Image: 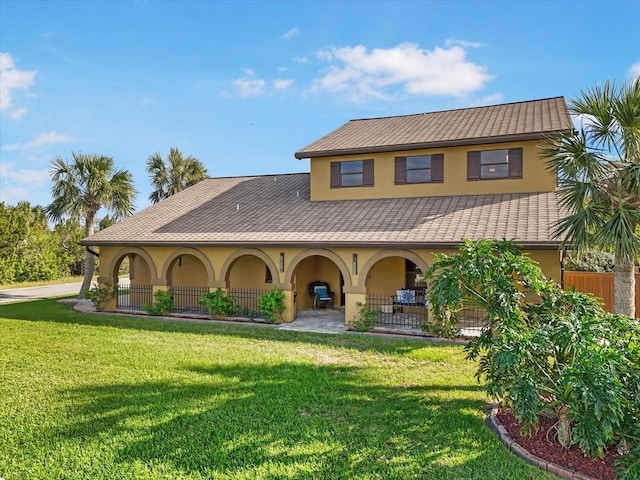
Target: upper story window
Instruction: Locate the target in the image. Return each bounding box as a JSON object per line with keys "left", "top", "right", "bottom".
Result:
{"left": 395, "top": 154, "right": 444, "bottom": 184}
{"left": 330, "top": 159, "right": 374, "bottom": 188}
{"left": 467, "top": 148, "right": 523, "bottom": 180}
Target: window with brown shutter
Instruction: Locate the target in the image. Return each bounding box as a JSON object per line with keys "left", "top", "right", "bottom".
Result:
{"left": 508, "top": 148, "right": 523, "bottom": 178}
{"left": 467, "top": 148, "right": 523, "bottom": 180}
{"left": 396, "top": 154, "right": 443, "bottom": 184}
{"left": 467, "top": 151, "right": 481, "bottom": 180}
{"left": 330, "top": 159, "right": 374, "bottom": 188}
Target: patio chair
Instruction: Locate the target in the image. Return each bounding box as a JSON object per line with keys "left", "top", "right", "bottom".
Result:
{"left": 309, "top": 281, "right": 334, "bottom": 309}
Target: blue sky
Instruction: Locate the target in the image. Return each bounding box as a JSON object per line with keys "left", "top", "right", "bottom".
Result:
{"left": 1, "top": 0, "right": 639, "bottom": 212}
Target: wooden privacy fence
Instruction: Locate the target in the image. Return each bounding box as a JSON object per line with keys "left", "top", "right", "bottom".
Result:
{"left": 564, "top": 271, "right": 639, "bottom": 317}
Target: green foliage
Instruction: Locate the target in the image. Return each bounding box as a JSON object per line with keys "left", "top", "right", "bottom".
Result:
{"left": 565, "top": 250, "right": 615, "bottom": 272}
{"left": 0, "top": 202, "right": 70, "bottom": 284}
{"left": 348, "top": 301, "right": 378, "bottom": 331}
{"left": 143, "top": 290, "right": 175, "bottom": 316}
{"left": 46, "top": 152, "right": 136, "bottom": 296}
{"left": 426, "top": 238, "right": 640, "bottom": 472}
{"left": 200, "top": 288, "right": 236, "bottom": 317}
{"left": 146, "top": 147, "right": 208, "bottom": 204}
{"left": 85, "top": 283, "right": 116, "bottom": 311}
{"left": 257, "top": 286, "right": 285, "bottom": 323}
{"left": 543, "top": 79, "right": 640, "bottom": 316}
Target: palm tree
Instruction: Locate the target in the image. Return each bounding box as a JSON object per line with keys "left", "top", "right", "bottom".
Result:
{"left": 146, "top": 147, "right": 208, "bottom": 204}
{"left": 544, "top": 79, "right": 640, "bottom": 317}
{"left": 47, "top": 152, "right": 136, "bottom": 298}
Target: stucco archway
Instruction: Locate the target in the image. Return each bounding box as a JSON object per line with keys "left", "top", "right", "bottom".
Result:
{"left": 160, "top": 247, "right": 216, "bottom": 286}
{"left": 358, "top": 249, "right": 428, "bottom": 289}
{"left": 285, "top": 249, "right": 352, "bottom": 288}
{"left": 220, "top": 248, "right": 280, "bottom": 287}
{"left": 107, "top": 246, "right": 158, "bottom": 283}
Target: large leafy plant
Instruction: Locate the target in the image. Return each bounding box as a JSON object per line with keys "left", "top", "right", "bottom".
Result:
{"left": 426, "top": 239, "right": 640, "bottom": 475}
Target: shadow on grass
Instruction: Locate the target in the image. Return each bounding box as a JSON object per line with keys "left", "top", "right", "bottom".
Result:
{"left": 0, "top": 297, "right": 461, "bottom": 356}
{"left": 51, "top": 361, "right": 522, "bottom": 479}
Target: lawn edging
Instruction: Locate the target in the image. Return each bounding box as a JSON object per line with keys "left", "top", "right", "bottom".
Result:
{"left": 487, "top": 404, "right": 598, "bottom": 480}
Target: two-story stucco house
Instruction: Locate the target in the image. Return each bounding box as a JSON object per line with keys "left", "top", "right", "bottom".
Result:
{"left": 82, "top": 96, "right": 572, "bottom": 326}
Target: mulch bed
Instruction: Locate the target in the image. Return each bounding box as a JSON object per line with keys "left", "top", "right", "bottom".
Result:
{"left": 496, "top": 408, "right": 620, "bottom": 480}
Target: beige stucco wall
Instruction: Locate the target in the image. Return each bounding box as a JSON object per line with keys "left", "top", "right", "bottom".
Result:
{"left": 97, "top": 244, "right": 561, "bottom": 324}
{"left": 309, "top": 140, "right": 556, "bottom": 201}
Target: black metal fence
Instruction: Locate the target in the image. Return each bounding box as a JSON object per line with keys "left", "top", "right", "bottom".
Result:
{"left": 366, "top": 292, "right": 427, "bottom": 329}
{"left": 116, "top": 282, "right": 153, "bottom": 310}
{"left": 170, "top": 285, "right": 209, "bottom": 315}
{"left": 228, "top": 288, "right": 269, "bottom": 319}
{"left": 365, "top": 293, "right": 488, "bottom": 335}
{"left": 457, "top": 303, "right": 488, "bottom": 337}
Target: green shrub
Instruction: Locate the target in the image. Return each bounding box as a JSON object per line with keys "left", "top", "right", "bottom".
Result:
{"left": 85, "top": 283, "right": 116, "bottom": 312}
{"left": 257, "top": 287, "right": 285, "bottom": 323}
{"left": 349, "top": 302, "right": 378, "bottom": 332}
{"left": 426, "top": 238, "right": 640, "bottom": 472}
{"left": 143, "top": 290, "right": 174, "bottom": 316}
{"left": 565, "top": 250, "right": 615, "bottom": 272}
{"left": 200, "top": 289, "right": 236, "bottom": 318}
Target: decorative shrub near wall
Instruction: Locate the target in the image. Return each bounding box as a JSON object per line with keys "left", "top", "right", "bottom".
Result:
{"left": 257, "top": 287, "right": 285, "bottom": 323}
{"left": 199, "top": 289, "right": 236, "bottom": 318}
{"left": 426, "top": 239, "right": 640, "bottom": 479}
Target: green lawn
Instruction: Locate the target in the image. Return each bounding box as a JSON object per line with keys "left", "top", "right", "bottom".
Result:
{"left": 0, "top": 300, "right": 555, "bottom": 480}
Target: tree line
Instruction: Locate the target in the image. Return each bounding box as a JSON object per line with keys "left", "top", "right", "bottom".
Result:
{"left": 0, "top": 148, "right": 207, "bottom": 289}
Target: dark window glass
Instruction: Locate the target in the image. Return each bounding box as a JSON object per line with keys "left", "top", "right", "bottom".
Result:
{"left": 341, "top": 161, "right": 363, "bottom": 186}
{"left": 406, "top": 155, "right": 432, "bottom": 184}
{"left": 480, "top": 150, "right": 509, "bottom": 178}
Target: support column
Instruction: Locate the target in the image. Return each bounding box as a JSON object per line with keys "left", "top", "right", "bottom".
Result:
{"left": 344, "top": 285, "right": 367, "bottom": 326}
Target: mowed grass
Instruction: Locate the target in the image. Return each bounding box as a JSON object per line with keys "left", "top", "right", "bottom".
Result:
{"left": 0, "top": 300, "right": 555, "bottom": 480}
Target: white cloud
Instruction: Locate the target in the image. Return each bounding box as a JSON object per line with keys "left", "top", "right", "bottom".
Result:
{"left": 312, "top": 42, "right": 493, "bottom": 101}
{"left": 2, "top": 131, "right": 74, "bottom": 152}
{"left": 282, "top": 28, "right": 299, "bottom": 40}
{"left": 293, "top": 56, "right": 309, "bottom": 64}
{"left": 0, "top": 161, "right": 50, "bottom": 186}
{"left": 0, "top": 161, "right": 51, "bottom": 205}
{"left": 0, "top": 52, "right": 36, "bottom": 114}
{"left": 274, "top": 78, "right": 294, "bottom": 90}
{"left": 445, "top": 38, "right": 486, "bottom": 49}
{"left": 232, "top": 71, "right": 266, "bottom": 97}
{"left": 471, "top": 93, "right": 504, "bottom": 106}
{"left": 9, "top": 107, "right": 27, "bottom": 120}
{"left": 630, "top": 62, "right": 640, "bottom": 79}
{"left": 0, "top": 186, "right": 31, "bottom": 204}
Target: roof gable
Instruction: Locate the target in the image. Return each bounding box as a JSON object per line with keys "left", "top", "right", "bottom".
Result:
{"left": 295, "top": 97, "right": 572, "bottom": 159}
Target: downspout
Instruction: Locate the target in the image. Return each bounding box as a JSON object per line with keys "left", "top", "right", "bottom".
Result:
{"left": 86, "top": 247, "right": 100, "bottom": 257}
{"left": 560, "top": 247, "right": 567, "bottom": 289}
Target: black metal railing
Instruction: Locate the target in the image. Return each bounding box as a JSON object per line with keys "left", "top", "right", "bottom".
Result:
{"left": 366, "top": 292, "right": 427, "bottom": 329}
{"left": 457, "top": 303, "right": 488, "bottom": 336}
{"left": 170, "top": 285, "right": 209, "bottom": 315}
{"left": 116, "top": 283, "right": 153, "bottom": 310}
{"left": 227, "top": 288, "right": 269, "bottom": 319}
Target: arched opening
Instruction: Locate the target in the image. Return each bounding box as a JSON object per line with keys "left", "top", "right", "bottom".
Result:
{"left": 364, "top": 253, "right": 428, "bottom": 329}
{"left": 292, "top": 255, "right": 344, "bottom": 312}
{"left": 225, "top": 254, "right": 279, "bottom": 317}
{"left": 166, "top": 253, "right": 210, "bottom": 314}
{"left": 109, "top": 249, "right": 156, "bottom": 311}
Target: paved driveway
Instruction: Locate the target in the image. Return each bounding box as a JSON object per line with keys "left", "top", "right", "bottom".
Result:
{"left": 0, "top": 282, "right": 84, "bottom": 304}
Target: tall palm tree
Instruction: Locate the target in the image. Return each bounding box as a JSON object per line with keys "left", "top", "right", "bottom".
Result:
{"left": 544, "top": 79, "right": 640, "bottom": 317}
{"left": 46, "top": 152, "right": 136, "bottom": 297}
{"left": 146, "top": 147, "right": 208, "bottom": 204}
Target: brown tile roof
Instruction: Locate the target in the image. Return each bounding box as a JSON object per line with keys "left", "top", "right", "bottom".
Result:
{"left": 83, "top": 173, "right": 564, "bottom": 248}
{"left": 295, "top": 97, "right": 572, "bottom": 159}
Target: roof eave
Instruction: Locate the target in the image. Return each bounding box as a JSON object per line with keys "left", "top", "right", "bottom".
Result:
{"left": 294, "top": 130, "right": 570, "bottom": 160}
{"left": 81, "top": 239, "right": 563, "bottom": 250}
